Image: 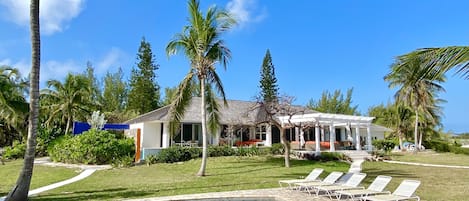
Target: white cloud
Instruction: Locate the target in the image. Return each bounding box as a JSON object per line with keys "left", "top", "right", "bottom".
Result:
{"left": 0, "top": 58, "right": 30, "bottom": 77}
{"left": 96, "top": 47, "right": 126, "bottom": 75}
{"left": 0, "top": 0, "right": 85, "bottom": 35}
{"left": 41, "top": 60, "right": 82, "bottom": 83}
{"left": 226, "top": 0, "right": 267, "bottom": 29}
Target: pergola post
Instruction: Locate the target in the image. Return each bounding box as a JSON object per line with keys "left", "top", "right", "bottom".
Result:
{"left": 315, "top": 123, "right": 321, "bottom": 155}
{"left": 329, "top": 122, "right": 335, "bottom": 152}
{"left": 366, "top": 124, "right": 372, "bottom": 151}
{"left": 266, "top": 124, "right": 272, "bottom": 146}
{"left": 355, "top": 123, "right": 361, "bottom": 151}
{"left": 162, "top": 122, "right": 170, "bottom": 148}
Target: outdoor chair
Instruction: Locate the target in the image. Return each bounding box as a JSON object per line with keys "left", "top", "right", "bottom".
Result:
{"left": 335, "top": 175, "right": 392, "bottom": 201}
{"left": 278, "top": 168, "right": 324, "bottom": 189}
{"left": 314, "top": 172, "right": 367, "bottom": 199}
{"left": 362, "top": 180, "right": 421, "bottom": 201}
{"left": 293, "top": 171, "right": 344, "bottom": 195}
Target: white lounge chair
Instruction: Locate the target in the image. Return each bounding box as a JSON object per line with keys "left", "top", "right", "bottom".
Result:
{"left": 278, "top": 168, "right": 324, "bottom": 189}
{"left": 362, "top": 180, "right": 421, "bottom": 201}
{"left": 293, "top": 171, "right": 344, "bottom": 195}
{"left": 335, "top": 175, "right": 392, "bottom": 201}
{"left": 315, "top": 172, "right": 367, "bottom": 199}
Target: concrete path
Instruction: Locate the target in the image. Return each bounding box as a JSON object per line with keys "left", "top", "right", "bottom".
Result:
{"left": 1, "top": 157, "right": 110, "bottom": 201}
{"left": 28, "top": 169, "right": 97, "bottom": 196}
{"left": 384, "top": 160, "right": 469, "bottom": 169}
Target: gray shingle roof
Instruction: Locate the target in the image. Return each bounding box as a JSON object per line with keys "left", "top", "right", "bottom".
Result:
{"left": 124, "top": 97, "right": 317, "bottom": 125}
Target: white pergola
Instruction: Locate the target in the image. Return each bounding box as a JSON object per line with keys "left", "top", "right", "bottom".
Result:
{"left": 277, "top": 113, "right": 375, "bottom": 154}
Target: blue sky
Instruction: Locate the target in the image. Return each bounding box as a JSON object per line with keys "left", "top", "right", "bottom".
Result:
{"left": 0, "top": 0, "right": 467, "bottom": 133}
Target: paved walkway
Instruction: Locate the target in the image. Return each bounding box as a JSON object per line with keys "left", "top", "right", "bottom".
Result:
{"left": 126, "top": 188, "right": 331, "bottom": 201}
{"left": 0, "top": 157, "right": 110, "bottom": 201}
{"left": 384, "top": 160, "right": 469, "bottom": 169}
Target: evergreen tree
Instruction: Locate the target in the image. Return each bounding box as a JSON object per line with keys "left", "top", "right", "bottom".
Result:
{"left": 259, "top": 49, "right": 279, "bottom": 102}
{"left": 103, "top": 67, "right": 127, "bottom": 112}
{"left": 128, "top": 37, "right": 160, "bottom": 114}
{"left": 307, "top": 88, "right": 359, "bottom": 115}
{"left": 83, "top": 62, "right": 102, "bottom": 111}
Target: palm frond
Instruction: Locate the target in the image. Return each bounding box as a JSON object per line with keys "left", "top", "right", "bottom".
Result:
{"left": 168, "top": 71, "right": 195, "bottom": 135}
{"left": 205, "top": 85, "right": 220, "bottom": 134}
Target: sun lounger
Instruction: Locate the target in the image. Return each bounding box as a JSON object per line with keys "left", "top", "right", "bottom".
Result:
{"left": 362, "top": 180, "right": 421, "bottom": 201}
{"left": 335, "top": 175, "right": 392, "bottom": 200}
{"left": 278, "top": 168, "right": 324, "bottom": 189}
{"left": 314, "top": 172, "right": 367, "bottom": 199}
{"left": 293, "top": 171, "right": 344, "bottom": 195}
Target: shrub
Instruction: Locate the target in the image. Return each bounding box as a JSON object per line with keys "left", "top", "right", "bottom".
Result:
{"left": 145, "top": 154, "right": 158, "bottom": 166}
{"left": 305, "top": 152, "right": 349, "bottom": 162}
{"left": 36, "top": 127, "right": 64, "bottom": 157}
{"left": 49, "top": 129, "right": 134, "bottom": 165}
{"left": 372, "top": 139, "right": 396, "bottom": 153}
{"left": 155, "top": 146, "right": 197, "bottom": 163}
{"left": 269, "top": 143, "right": 284, "bottom": 155}
{"left": 427, "top": 140, "right": 451, "bottom": 152}
{"left": 208, "top": 145, "right": 235, "bottom": 157}
{"left": 235, "top": 147, "right": 261, "bottom": 156}
{"left": 112, "top": 155, "right": 134, "bottom": 168}
{"left": 3, "top": 140, "right": 26, "bottom": 159}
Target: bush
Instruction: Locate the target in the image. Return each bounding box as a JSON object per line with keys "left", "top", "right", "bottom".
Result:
{"left": 305, "top": 152, "right": 349, "bottom": 162}
{"left": 235, "top": 147, "right": 261, "bottom": 156}
{"left": 3, "top": 140, "right": 26, "bottom": 159}
{"left": 208, "top": 145, "right": 235, "bottom": 157}
{"left": 372, "top": 139, "right": 396, "bottom": 153}
{"left": 269, "top": 143, "right": 284, "bottom": 155}
{"left": 36, "top": 127, "right": 64, "bottom": 157}
{"left": 156, "top": 146, "right": 198, "bottom": 163}
{"left": 427, "top": 140, "right": 451, "bottom": 152}
{"left": 49, "top": 129, "right": 134, "bottom": 165}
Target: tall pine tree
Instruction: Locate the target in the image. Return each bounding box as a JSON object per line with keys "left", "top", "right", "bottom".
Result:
{"left": 128, "top": 37, "right": 160, "bottom": 114}
{"left": 259, "top": 49, "right": 279, "bottom": 102}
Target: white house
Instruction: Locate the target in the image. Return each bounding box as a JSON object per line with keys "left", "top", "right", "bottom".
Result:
{"left": 125, "top": 97, "right": 391, "bottom": 159}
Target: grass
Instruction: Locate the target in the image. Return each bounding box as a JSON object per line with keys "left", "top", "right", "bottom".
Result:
{"left": 390, "top": 150, "right": 469, "bottom": 166}
{"left": 31, "top": 156, "right": 350, "bottom": 201}
{"left": 0, "top": 159, "right": 80, "bottom": 197}
{"left": 362, "top": 161, "right": 469, "bottom": 201}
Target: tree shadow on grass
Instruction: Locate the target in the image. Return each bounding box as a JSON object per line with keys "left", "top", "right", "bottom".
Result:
{"left": 31, "top": 187, "right": 154, "bottom": 201}
{"left": 362, "top": 167, "right": 419, "bottom": 179}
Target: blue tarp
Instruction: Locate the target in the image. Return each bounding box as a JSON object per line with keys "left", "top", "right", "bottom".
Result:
{"left": 72, "top": 122, "right": 130, "bottom": 135}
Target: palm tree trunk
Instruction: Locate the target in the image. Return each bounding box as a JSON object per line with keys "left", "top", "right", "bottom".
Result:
{"left": 6, "top": 0, "right": 40, "bottom": 200}
{"left": 418, "top": 128, "right": 423, "bottom": 149}
{"left": 413, "top": 109, "right": 419, "bottom": 152}
{"left": 279, "top": 128, "right": 290, "bottom": 168}
{"left": 65, "top": 116, "right": 71, "bottom": 134}
{"left": 197, "top": 79, "right": 207, "bottom": 176}
{"left": 398, "top": 130, "right": 404, "bottom": 151}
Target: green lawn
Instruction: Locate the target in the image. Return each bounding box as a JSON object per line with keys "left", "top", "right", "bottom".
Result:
{"left": 31, "top": 156, "right": 349, "bottom": 200}
{"left": 0, "top": 159, "right": 80, "bottom": 197}
{"left": 390, "top": 151, "right": 469, "bottom": 166}
{"left": 362, "top": 161, "right": 469, "bottom": 201}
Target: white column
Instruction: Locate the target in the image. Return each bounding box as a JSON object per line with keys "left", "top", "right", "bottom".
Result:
{"left": 295, "top": 127, "right": 300, "bottom": 143}
{"left": 162, "top": 122, "right": 170, "bottom": 148}
{"left": 355, "top": 123, "right": 361, "bottom": 151}
{"left": 212, "top": 126, "right": 220, "bottom": 145}
{"left": 266, "top": 124, "right": 272, "bottom": 146}
{"left": 367, "top": 124, "right": 372, "bottom": 151}
{"left": 329, "top": 123, "right": 336, "bottom": 152}
{"left": 299, "top": 127, "right": 305, "bottom": 148}
{"left": 315, "top": 123, "right": 321, "bottom": 155}
{"left": 321, "top": 127, "right": 325, "bottom": 141}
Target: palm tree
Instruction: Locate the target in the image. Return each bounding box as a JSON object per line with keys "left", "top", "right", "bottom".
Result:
{"left": 398, "top": 46, "right": 469, "bottom": 79}
{"left": 0, "top": 66, "right": 29, "bottom": 141}
{"left": 6, "top": 0, "right": 40, "bottom": 200}
{"left": 385, "top": 54, "right": 445, "bottom": 151}
{"left": 166, "top": 0, "right": 236, "bottom": 176}
{"left": 41, "top": 74, "right": 96, "bottom": 134}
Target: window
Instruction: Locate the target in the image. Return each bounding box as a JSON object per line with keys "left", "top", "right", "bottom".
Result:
{"left": 256, "top": 124, "right": 267, "bottom": 140}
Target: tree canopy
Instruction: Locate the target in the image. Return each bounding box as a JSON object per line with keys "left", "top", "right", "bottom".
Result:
{"left": 128, "top": 37, "right": 161, "bottom": 114}
{"left": 259, "top": 49, "right": 279, "bottom": 102}
{"left": 307, "top": 88, "right": 359, "bottom": 115}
